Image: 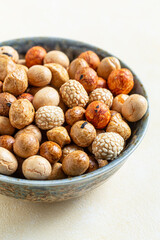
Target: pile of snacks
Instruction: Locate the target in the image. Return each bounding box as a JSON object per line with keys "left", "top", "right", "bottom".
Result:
{"left": 0, "top": 46, "right": 148, "bottom": 180}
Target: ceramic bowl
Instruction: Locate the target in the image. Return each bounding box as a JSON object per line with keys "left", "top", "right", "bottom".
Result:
{"left": 0, "top": 37, "right": 149, "bottom": 202}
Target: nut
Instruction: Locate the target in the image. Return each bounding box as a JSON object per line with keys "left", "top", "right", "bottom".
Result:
{"left": 85, "top": 101, "right": 111, "bottom": 129}
{"left": 22, "top": 155, "right": 52, "bottom": 180}
{"left": 97, "top": 159, "right": 109, "bottom": 168}
{"left": 92, "top": 132, "right": 124, "bottom": 160}
{"left": 17, "top": 93, "right": 33, "bottom": 102}
{"left": 9, "top": 99, "right": 35, "bottom": 129}
{"left": 68, "top": 58, "right": 89, "bottom": 79}
{"left": 25, "top": 46, "right": 46, "bottom": 67}
{"left": 65, "top": 106, "right": 85, "bottom": 125}
{"left": 44, "top": 50, "right": 70, "bottom": 68}
{"left": 0, "top": 147, "right": 18, "bottom": 175}
{"left": 0, "top": 135, "right": 15, "bottom": 152}
{"left": 32, "top": 86, "right": 60, "bottom": 110}
{"left": 111, "top": 94, "right": 129, "bottom": 113}
{"left": 62, "top": 150, "right": 89, "bottom": 176}
{"left": 121, "top": 94, "right": 148, "bottom": 122}
{"left": 3, "top": 66, "right": 28, "bottom": 96}
{"left": 45, "top": 63, "right": 69, "bottom": 88}
{"left": 27, "top": 65, "right": 52, "bottom": 87}
{"left": 15, "top": 124, "right": 42, "bottom": 143}
{"left": 60, "top": 144, "right": 83, "bottom": 162}
{"left": 35, "top": 106, "right": 64, "bottom": 130}
{"left": 0, "top": 54, "right": 16, "bottom": 81}
{"left": 106, "top": 112, "right": 131, "bottom": 140}
{"left": 40, "top": 141, "right": 62, "bottom": 164}
{"left": 70, "top": 120, "right": 96, "bottom": 147}
{"left": 0, "top": 46, "right": 19, "bottom": 63}
{"left": 13, "top": 132, "right": 39, "bottom": 158}
{"left": 0, "top": 116, "right": 15, "bottom": 135}
{"left": 78, "top": 50, "right": 100, "bottom": 70}
{"left": 75, "top": 67, "right": 98, "bottom": 93}
{"left": 60, "top": 80, "right": 89, "bottom": 108}
{"left": 89, "top": 88, "right": 113, "bottom": 108}
{"left": 0, "top": 92, "right": 16, "bottom": 116}
{"left": 86, "top": 155, "right": 99, "bottom": 173}
{"left": 97, "top": 56, "right": 121, "bottom": 80}
{"left": 107, "top": 68, "right": 134, "bottom": 95}
{"left": 48, "top": 162, "right": 66, "bottom": 180}
{"left": 47, "top": 126, "right": 71, "bottom": 148}
{"left": 96, "top": 77, "right": 107, "bottom": 89}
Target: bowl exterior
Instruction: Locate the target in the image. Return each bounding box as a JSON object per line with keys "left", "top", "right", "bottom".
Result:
{"left": 0, "top": 37, "right": 149, "bottom": 202}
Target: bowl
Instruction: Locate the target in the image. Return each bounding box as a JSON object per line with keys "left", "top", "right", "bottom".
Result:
{"left": 0, "top": 37, "right": 149, "bottom": 202}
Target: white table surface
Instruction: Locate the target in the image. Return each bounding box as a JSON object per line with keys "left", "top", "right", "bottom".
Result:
{"left": 0, "top": 0, "right": 159, "bottom": 239}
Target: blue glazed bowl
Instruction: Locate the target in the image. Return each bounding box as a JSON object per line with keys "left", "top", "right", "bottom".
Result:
{"left": 0, "top": 37, "right": 149, "bottom": 202}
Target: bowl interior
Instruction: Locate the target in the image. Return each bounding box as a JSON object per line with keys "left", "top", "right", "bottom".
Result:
{"left": 0, "top": 37, "right": 149, "bottom": 186}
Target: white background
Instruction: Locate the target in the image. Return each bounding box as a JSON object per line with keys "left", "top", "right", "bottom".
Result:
{"left": 0, "top": 0, "right": 160, "bottom": 239}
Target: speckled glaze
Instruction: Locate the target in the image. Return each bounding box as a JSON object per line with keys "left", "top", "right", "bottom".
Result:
{"left": 0, "top": 37, "right": 149, "bottom": 202}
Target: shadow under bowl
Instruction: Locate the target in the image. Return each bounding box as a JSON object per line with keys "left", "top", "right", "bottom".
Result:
{"left": 0, "top": 37, "right": 149, "bottom": 202}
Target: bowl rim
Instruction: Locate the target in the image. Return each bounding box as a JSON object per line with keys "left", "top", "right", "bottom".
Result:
{"left": 0, "top": 36, "right": 149, "bottom": 187}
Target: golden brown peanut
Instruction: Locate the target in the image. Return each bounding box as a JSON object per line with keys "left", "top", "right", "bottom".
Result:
{"left": 0, "top": 116, "right": 15, "bottom": 135}
{"left": 121, "top": 94, "right": 148, "bottom": 122}
{"left": 15, "top": 124, "right": 42, "bottom": 143}
{"left": 0, "top": 81, "right": 3, "bottom": 92}
{"left": 70, "top": 121, "right": 96, "bottom": 147}
{"left": 13, "top": 132, "right": 39, "bottom": 158}
{"left": 68, "top": 58, "right": 89, "bottom": 79}
{"left": 97, "top": 56, "right": 121, "bottom": 80}
{"left": 85, "top": 101, "right": 111, "bottom": 129}
{"left": 9, "top": 99, "right": 35, "bottom": 129}
{"left": 0, "top": 54, "right": 16, "bottom": 81}
{"left": 32, "top": 87, "right": 60, "bottom": 110}
{"left": 47, "top": 127, "right": 71, "bottom": 148}
{"left": 65, "top": 106, "right": 85, "bottom": 125}
{"left": 27, "top": 65, "right": 52, "bottom": 87}
{"left": 40, "top": 141, "right": 62, "bottom": 164}
{"left": 3, "top": 66, "right": 28, "bottom": 96}
{"left": 106, "top": 112, "right": 131, "bottom": 140}
{"left": 45, "top": 63, "right": 69, "bottom": 88}
{"left": 75, "top": 67, "right": 98, "bottom": 93}
{"left": 25, "top": 46, "right": 46, "bottom": 68}
{"left": 78, "top": 51, "right": 100, "bottom": 70}
{"left": 60, "top": 144, "right": 83, "bottom": 162}
{"left": 62, "top": 150, "right": 89, "bottom": 176}
{"left": 111, "top": 94, "right": 129, "bottom": 113}
{"left": 44, "top": 50, "right": 70, "bottom": 68}
{"left": 0, "top": 135, "right": 15, "bottom": 152}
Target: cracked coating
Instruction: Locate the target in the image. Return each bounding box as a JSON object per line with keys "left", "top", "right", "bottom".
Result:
{"left": 0, "top": 147, "right": 18, "bottom": 175}
{"left": 22, "top": 155, "right": 52, "bottom": 180}
{"left": 9, "top": 99, "right": 35, "bottom": 129}
{"left": 106, "top": 112, "right": 131, "bottom": 140}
